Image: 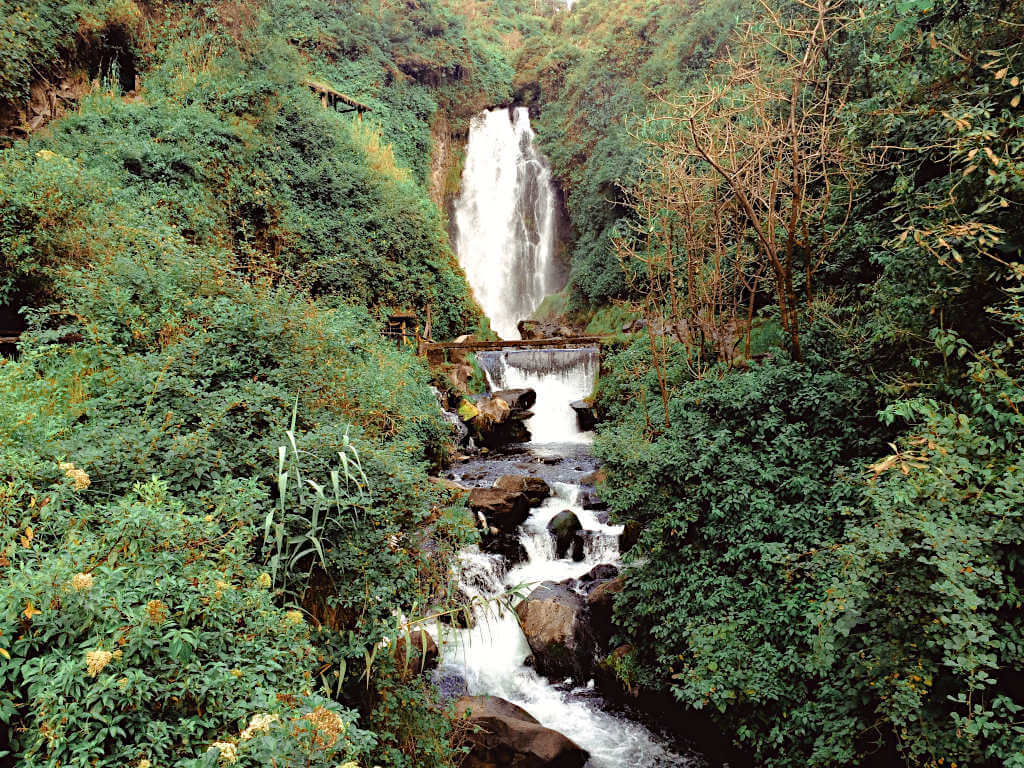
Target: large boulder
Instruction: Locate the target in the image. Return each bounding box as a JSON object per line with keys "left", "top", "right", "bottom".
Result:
{"left": 469, "top": 395, "right": 532, "bottom": 448}
{"left": 546, "top": 510, "right": 583, "bottom": 561}
{"left": 494, "top": 475, "right": 551, "bottom": 506}
{"left": 392, "top": 629, "right": 439, "bottom": 677}
{"left": 586, "top": 575, "right": 625, "bottom": 650}
{"left": 468, "top": 488, "right": 531, "bottom": 533}
{"left": 455, "top": 695, "right": 588, "bottom": 768}
{"left": 515, "top": 582, "right": 592, "bottom": 681}
{"left": 477, "top": 396, "right": 512, "bottom": 424}
{"left": 490, "top": 388, "right": 537, "bottom": 411}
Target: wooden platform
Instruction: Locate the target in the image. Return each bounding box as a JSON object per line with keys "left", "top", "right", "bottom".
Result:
{"left": 420, "top": 336, "right": 604, "bottom": 365}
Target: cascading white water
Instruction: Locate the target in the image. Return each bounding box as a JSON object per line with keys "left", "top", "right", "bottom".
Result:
{"left": 453, "top": 107, "right": 559, "bottom": 340}
{"left": 435, "top": 350, "right": 698, "bottom": 767}
{"left": 439, "top": 483, "right": 692, "bottom": 767}
{"left": 477, "top": 348, "right": 598, "bottom": 445}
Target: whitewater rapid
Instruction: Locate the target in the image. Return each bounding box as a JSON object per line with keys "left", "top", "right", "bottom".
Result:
{"left": 435, "top": 349, "right": 699, "bottom": 768}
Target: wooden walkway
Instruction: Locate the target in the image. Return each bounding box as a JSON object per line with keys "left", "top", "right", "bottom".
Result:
{"left": 420, "top": 336, "right": 604, "bottom": 365}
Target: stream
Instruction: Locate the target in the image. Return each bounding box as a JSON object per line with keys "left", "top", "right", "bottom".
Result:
{"left": 434, "top": 350, "right": 703, "bottom": 767}
{"left": 439, "top": 105, "right": 705, "bottom": 767}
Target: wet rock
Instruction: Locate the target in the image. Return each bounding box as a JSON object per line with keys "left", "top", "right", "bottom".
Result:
{"left": 517, "top": 320, "right": 547, "bottom": 340}
{"left": 490, "top": 388, "right": 537, "bottom": 411}
{"left": 570, "top": 400, "right": 597, "bottom": 431}
{"left": 469, "top": 395, "right": 534, "bottom": 449}
{"left": 474, "top": 396, "right": 511, "bottom": 425}
{"left": 516, "top": 582, "right": 593, "bottom": 681}
{"left": 494, "top": 475, "right": 551, "bottom": 506}
{"left": 467, "top": 488, "right": 531, "bottom": 533}
{"left": 455, "top": 695, "right": 589, "bottom": 768}
{"left": 392, "top": 629, "right": 439, "bottom": 677}
{"left": 441, "top": 410, "right": 470, "bottom": 445}
{"left": 619, "top": 521, "right": 643, "bottom": 554}
{"left": 587, "top": 575, "right": 625, "bottom": 651}
{"left": 594, "top": 644, "right": 637, "bottom": 702}
{"left": 433, "top": 670, "right": 469, "bottom": 703}
{"left": 481, "top": 532, "right": 528, "bottom": 566}
{"left": 581, "top": 564, "right": 619, "bottom": 583}
{"left": 577, "top": 487, "right": 607, "bottom": 511}
{"left": 546, "top": 510, "right": 584, "bottom": 561}
{"left": 458, "top": 398, "right": 481, "bottom": 422}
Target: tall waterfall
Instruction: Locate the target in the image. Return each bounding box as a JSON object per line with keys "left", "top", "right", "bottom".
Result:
{"left": 453, "top": 107, "right": 559, "bottom": 340}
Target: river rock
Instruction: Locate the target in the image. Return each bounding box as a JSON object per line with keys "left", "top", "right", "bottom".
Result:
{"left": 392, "top": 629, "right": 439, "bottom": 677}
{"left": 494, "top": 475, "right": 550, "bottom": 506}
{"left": 515, "top": 582, "right": 592, "bottom": 681}
{"left": 580, "top": 563, "right": 619, "bottom": 583}
{"left": 569, "top": 400, "right": 597, "bottom": 431}
{"left": 433, "top": 670, "right": 469, "bottom": 703}
{"left": 481, "top": 532, "right": 528, "bottom": 566}
{"left": 475, "top": 396, "right": 512, "bottom": 425}
{"left": 594, "top": 644, "right": 637, "bottom": 702}
{"left": 577, "top": 487, "right": 607, "bottom": 511}
{"left": 619, "top": 521, "right": 643, "bottom": 554}
{"left": 586, "top": 575, "right": 625, "bottom": 650}
{"left": 441, "top": 409, "right": 470, "bottom": 445}
{"left": 490, "top": 388, "right": 537, "bottom": 411}
{"left": 546, "top": 510, "right": 584, "bottom": 561}
{"left": 468, "top": 488, "right": 531, "bottom": 533}
{"left": 455, "top": 695, "right": 589, "bottom": 768}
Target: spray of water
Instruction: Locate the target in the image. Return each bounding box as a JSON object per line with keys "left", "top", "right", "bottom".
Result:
{"left": 453, "top": 107, "right": 559, "bottom": 340}
{"left": 477, "top": 348, "right": 598, "bottom": 445}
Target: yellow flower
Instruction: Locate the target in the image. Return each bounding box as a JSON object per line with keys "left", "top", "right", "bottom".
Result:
{"left": 302, "top": 707, "right": 346, "bottom": 748}
{"left": 284, "top": 610, "right": 304, "bottom": 626}
{"left": 256, "top": 572, "right": 272, "bottom": 589}
{"left": 85, "top": 649, "right": 113, "bottom": 677}
{"left": 36, "top": 149, "right": 57, "bottom": 161}
{"left": 62, "top": 464, "right": 90, "bottom": 490}
{"left": 209, "top": 742, "right": 237, "bottom": 764}
{"left": 145, "top": 599, "right": 168, "bottom": 625}
{"left": 138, "top": 760, "right": 151, "bottom": 768}
{"left": 112, "top": 650, "right": 123, "bottom": 660}
{"left": 239, "top": 712, "right": 279, "bottom": 740}
{"left": 229, "top": 668, "right": 243, "bottom": 678}
{"left": 337, "top": 762, "right": 360, "bottom": 768}
{"left": 117, "top": 677, "right": 129, "bottom": 687}
{"left": 70, "top": 572, "right": 94, "bottom": 592}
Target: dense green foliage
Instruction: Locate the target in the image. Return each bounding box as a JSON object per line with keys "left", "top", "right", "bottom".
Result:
{"left": 518, "top": 0, "right": 752, "bottom": 307}
{"left": 587, "top": 1, "right": 1024, "bottom": 766}
{"left": 0, "top": 0, "right": 515, "bottom": 765}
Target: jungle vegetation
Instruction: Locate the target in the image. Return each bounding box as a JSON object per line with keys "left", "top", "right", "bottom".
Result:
{"left": 2, "top": 0, "right": 1023, "bottom": 766}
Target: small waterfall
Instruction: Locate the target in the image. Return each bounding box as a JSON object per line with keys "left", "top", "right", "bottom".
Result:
{"left": 436, "top": 355, "right": 699, "bottom": 768}
{"left": 477, "top": 348, "right": 598, "bottom": 445}
{"left": 453, "top": 107, "right": 560, "bottom": 340}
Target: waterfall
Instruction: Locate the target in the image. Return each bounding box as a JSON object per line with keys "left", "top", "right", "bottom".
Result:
{"left": 453, "top": 107, "right": 559, "bottom": 340}
{"left": 477, "top": 348, "right": 598, "bottom": 445}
